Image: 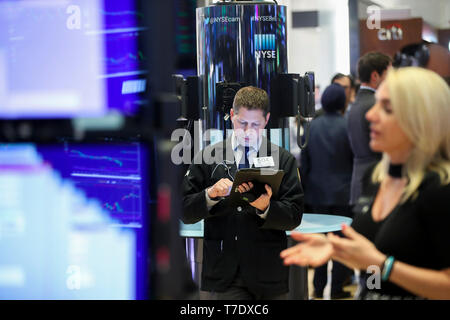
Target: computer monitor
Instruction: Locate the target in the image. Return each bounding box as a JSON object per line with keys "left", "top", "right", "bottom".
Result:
{"left": 0, "top": 140, "right": 151, "bottom": 299}
{"left": 0, "top": 0, "right": 148, "bottom": 119}
{"left": 174, "top": 0, "right": 197, "bottom": 73}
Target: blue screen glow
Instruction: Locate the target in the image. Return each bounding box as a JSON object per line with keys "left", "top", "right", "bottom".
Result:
{"left": 0, "top": 0, "right": 148, "bottom": 119}
{"left": 0, "top": 141, "right": 150, "bottom": 299}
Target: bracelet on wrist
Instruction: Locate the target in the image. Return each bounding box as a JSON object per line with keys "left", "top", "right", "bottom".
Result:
{"left": 381, "top": 256, "right": 395, "bottom": 282}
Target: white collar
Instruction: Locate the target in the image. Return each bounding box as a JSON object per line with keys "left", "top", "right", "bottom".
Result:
{"left": 359, "top": 85, "right": 376, "bottom": 93}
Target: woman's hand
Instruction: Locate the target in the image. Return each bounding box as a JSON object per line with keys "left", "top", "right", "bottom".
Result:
{"left": 280, "top": 232, "right": 333, "bottom": 267}
{"left": 329, "top": 224, "right": 386, "bottom": 270}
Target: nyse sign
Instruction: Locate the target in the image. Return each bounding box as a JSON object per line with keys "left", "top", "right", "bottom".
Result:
{"left": 255, "top": 51, "right": 276, "bottom": 59}
{"left": 254, "top": 34, "right": 276, "bottom": 60}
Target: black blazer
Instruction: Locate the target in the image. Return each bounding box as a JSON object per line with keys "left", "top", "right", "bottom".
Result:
{"left": 300, "top": 112, "right": 353, "bottom": 207}
{"left": 182, "top": 136, "right": 304, "bottom": 296}
{"left": 347, "top": 88, "right": 382, "bottom": 204}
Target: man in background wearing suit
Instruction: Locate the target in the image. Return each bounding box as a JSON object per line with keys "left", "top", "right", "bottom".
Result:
{"left": 347, "top": 52, "right": 392, "bottom": 206}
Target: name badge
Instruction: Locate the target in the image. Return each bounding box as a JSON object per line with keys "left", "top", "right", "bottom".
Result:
{"left": 253, "top": 156, "right": 275, "bottom": 168}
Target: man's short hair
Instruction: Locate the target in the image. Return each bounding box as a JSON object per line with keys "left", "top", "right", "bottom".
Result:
{"left": 232, "top": 86, "right": 269, "bottom": 116}
{"left": 357, "top": 52, "right": 392, "bottom": 83}
{"left": 331, "top": 73, "right": 348, "bottom": 84}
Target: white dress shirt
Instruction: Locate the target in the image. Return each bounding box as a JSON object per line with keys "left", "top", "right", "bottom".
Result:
{"left": 359, "top": 85, "right": 376, "bottom": 93}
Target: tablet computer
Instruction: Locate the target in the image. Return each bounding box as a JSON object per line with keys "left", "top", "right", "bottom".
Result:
{"left": 229, "top": 168, "right": 285, "bottom": 203}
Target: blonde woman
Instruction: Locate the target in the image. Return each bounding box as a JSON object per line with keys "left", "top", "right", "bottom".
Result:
{"left": 281, "top": 67, "right": 450, "bottom": 300}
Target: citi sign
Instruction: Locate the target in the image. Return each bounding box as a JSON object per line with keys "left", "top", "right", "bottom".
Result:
{"left": 378, "top": 23, "right": 403, "bottom": 41}
{"left": 254, "top": 34, "right": 276, "bottom": 59}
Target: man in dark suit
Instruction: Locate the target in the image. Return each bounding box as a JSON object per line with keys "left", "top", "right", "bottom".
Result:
{"left": 347, "top": 52, "right": 392, "bottom": 205}
{"left": 300, "top": 83, "right": 354, "bottom": 299}
{"left": 182, "top": 86, "right": 303, "bottom": 300}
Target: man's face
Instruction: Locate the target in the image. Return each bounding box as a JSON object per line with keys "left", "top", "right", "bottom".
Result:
{"left": 230, "top": 107, "right": 270, "bottom": 147}
{"left": 333, "top": 76, "right": 351, "bottom": 108}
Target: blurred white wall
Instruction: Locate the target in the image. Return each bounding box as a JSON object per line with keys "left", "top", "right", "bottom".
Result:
{"left": 370, "top": 0, "right": 450, "bottom": 29}
{"left": 283, "top": 0, "right": 350, "bottom": 91}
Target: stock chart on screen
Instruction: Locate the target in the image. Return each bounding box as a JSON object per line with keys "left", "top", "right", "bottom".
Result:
{"left": 42, "top": 142, "right": 146, "bottom": 227}
{"left": 0, "top": 141, "right": 150, "bottom": 299}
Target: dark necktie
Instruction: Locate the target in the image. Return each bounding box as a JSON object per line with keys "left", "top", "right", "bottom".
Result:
{"left": 238, "top": 146, "right": 250, "bottom": 169}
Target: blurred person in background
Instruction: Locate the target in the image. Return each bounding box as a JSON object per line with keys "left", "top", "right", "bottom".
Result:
{"left": 346, "top": 75, "right": 360, "bottom": 113}
{"left": 314, "top": 84, "right": 322, "bottom": 111}
{"left": 331, "top": 73, "right": 352, "bottom": 112}
{"left": 299, "top": 83, "right": 354, "bottom": 299}
{"left": 282, "top": 67, "right": 450, "bottom": 300}
{"left": 347, "top": 52, "right": 392, "bottom": 207}
{"left": 315, "top": 73, "right": 352, "bottom": 119}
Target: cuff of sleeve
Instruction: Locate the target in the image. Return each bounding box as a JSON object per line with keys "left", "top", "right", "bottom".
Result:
{"left": 205, "top": 188, "right": 221, "bottom": 210}
{"left": 256, "top": 204, "right": 270, "bottom": 219}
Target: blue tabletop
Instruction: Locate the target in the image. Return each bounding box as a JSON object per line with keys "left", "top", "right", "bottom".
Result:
{"left": 179, "top": 213, "right": 352, "bottom": 238}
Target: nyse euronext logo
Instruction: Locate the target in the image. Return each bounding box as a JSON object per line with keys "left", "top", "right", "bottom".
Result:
{"left": 254, "top": 34, "right": 276, "bottom": 59}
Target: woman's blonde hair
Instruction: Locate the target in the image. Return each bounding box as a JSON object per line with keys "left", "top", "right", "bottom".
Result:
{"left": 372, "top": 67, "right": 450, "bottom": 202}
